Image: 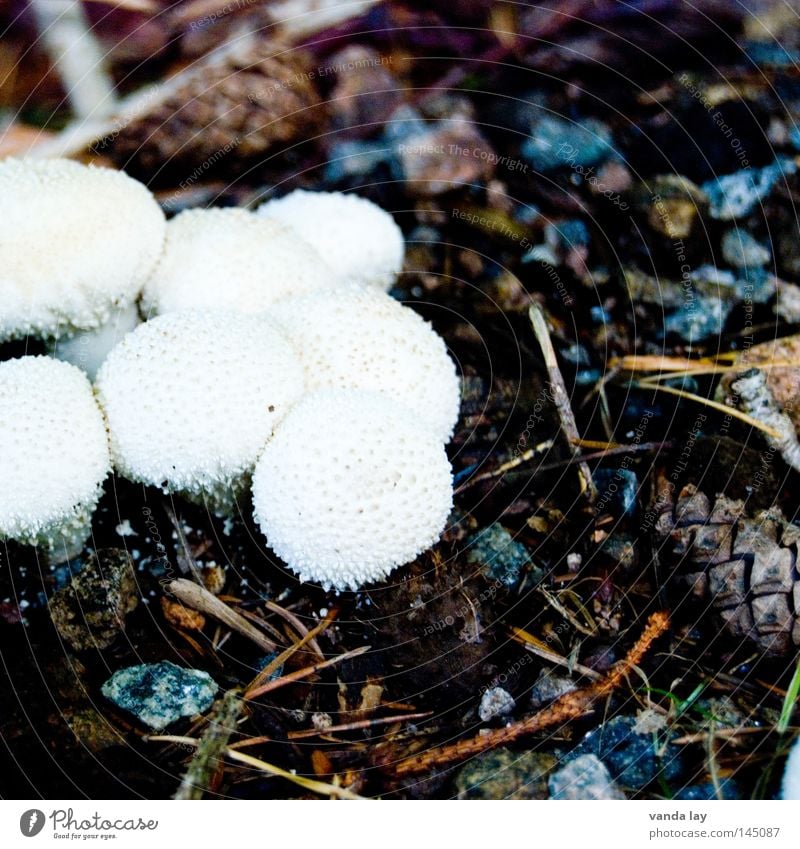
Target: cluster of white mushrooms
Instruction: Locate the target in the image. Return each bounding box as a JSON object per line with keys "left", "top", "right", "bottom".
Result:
{"left": 0, "top": 158, "right": 459, "bottom": 590}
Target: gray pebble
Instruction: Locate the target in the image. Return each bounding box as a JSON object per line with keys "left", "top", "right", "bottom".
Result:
{"left": 102, "top": 661, "right": 218, "bottom": 730}
{"left": 549, "top": 754, "right": 626, "bottom": 800}
{"left": 479, "top": 687, "right": 515, "bottom": 721}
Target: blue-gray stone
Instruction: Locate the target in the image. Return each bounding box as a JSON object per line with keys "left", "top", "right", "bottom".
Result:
{"left": 675, "top": 780, "right": 739, "bottom": 800}
{"left": 522, "top": 115, "right": 614, "bottom": 173}
{"left": 721, "top": 229, "right": 771, "bottom": 268}
{"left": 593, "top": 468, "right": 639, "bottom": 517}
{"left": 546, "top": 219, "right": 591, "bottom": 250}
{"left": 570, "top": 715, "right": 685, "bottom": 791}
{"left": 664, "top": 293, "right": 732, "bottom": 341}
{"left": 701, "top": 159, "right": 797, "bottom": 220}
{"left": 549, "top": 754, "right": 625, "bottom": 800}
{"left": 102, "top": 661, "right": 218, "bottom": 730}
{"left": 324, "top": 140, "right": 391, "bottom": 183}
{"left": 465, "top": 524, "right": 531, "bottom": 589}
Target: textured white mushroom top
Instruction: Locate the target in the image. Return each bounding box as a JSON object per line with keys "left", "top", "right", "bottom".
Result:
{"left": 141, "top": 208, "right": 335, "bottom": 316}
{"left": 252, "top": 389, "right": 453, "bottom": 591}
{"left": 257, "top": 190, "right": 404, "bottom": 289}
{"left": 0, "top": 357, "right": 110, "bottom": 539}
{"left": 270, "top": 286, "right": 461, "bottom": 441}
{"left": 0, "top": 158, "right": 165, "bottom": 340}
{"left": 95, "top": 311, "right": 305, "bottom": 498}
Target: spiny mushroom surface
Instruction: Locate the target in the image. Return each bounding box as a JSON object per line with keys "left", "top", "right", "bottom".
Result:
{"left": 252, "top": 389, "right": 453, "bottom": 591}
{"left": 256, "top": 189, "right": 404, "bottom": 289}
{"left": 0, "top": 157, "right": 165, "bottom": 341}
{"left": 141, "top": 207, "right": 334, "bottom": 317}
{"left": 269, "top": 286, "right": 461, "bottom": 441}
{"left": 0, "top": 356, "right": 110, "bottom": 561}
{"left": 95, "top": 311, "right": 305, "bottom": 511}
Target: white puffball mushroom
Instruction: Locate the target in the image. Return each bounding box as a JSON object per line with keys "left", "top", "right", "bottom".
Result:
{"left": 51, "top": 302, "right": 141, "bottom": 380}
{"left": 141, "top": 208, "right": 335, "bottom": 317}
{"left": 270, "top": 286, "right": 461, "bottom": 442}
{"left": 0, "top": 356, "right": 110, "bottom": 561}
{"left": 252, "top": 389, "right": 453, "bottom": 591}
{"left": 257, "top": 189, "right": 404, "bottom": 289}
{"left": 0, "top": 157, "right": 165, "bottom": 341}
{"left": 782, "top": 736, "right": 800, "bottom": 799}
{"left": 95, "top": 311, "right": 305, "bottom": 512}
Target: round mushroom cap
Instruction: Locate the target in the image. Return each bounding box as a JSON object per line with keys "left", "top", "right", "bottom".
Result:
{"left": 252, "top": 389, "right": 453, "bottom": 591}
{"left": 0, "top": 356, "right": 110, "bottom": 558}
{"left": 0, "top": 158, "right": 165, "bottom": 341}
{"left": 95, "top": 311, "right": 305, "bottom": 510}
{"left": 269, "top": 286, "right": 461, "bottom": 441}
{"left": 141, "top": 208, "right": 335, "bottom": 317}
{"left": 256, "top": 190, "right": 404, "bottom": 289}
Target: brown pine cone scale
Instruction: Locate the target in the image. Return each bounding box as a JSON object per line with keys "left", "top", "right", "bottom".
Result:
{"left": 655, "top": 481, "right": 800, "bottom": 656}
{"left": 104, "top": 43, "right": 325, "bottom": 174}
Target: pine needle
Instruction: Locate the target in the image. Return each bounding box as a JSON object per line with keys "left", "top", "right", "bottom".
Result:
{"left": 634, "top": 380, "right": 784, "bottom": 440}
{"left": 148, "top": 735, "right": 367, "bottom": 800}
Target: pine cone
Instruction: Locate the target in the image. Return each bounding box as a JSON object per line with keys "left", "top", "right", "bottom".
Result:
{"left": 103, "top": 41, "right": 325, "bottom": 175}
{"left": 654, "top": 478, "right": 800, "bottom": 656}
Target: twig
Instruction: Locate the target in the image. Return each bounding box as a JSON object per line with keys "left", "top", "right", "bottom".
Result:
{"left": 168, "top": 578, "right": 277, "bottom": 653}
{"left": 385, "top": 611, "right": 669, "bottom": 778}
{"left": 288, "top": 711, "right": 433, "bottom": 740}
{"left": 245, "top": 645, "right": 370, "bottom": 700}
{"left": 162, "top": 501, "right": 203, "bottom": 582}
{"left": 174, "top": 689, "right": 244, "bottom": 800}
{"left": 635, "top": 379, "right": 784, "bottom": 441}
{"left": 510, "top": 626, "right": 601, "bottom": 680}
{"left": 247, "top": 608, "right": 337, "bottom": 693}
{"left": 264, "top": 599, "right": 325, "bottom": 659}
{"left": 454, "top": 440, "right": 554, "bottom": 494}
{"left": 528, "top": 303, "right": 597, "bottom": 501}
{"left": 29, "top": 0, "right": 116, "bottom": 120}
{"left": 27, "top": 3, "right": 383, "bottom": 159}
{"left": 149, "top": 735, "right": 366, "bottom": 800}
{"left": 224, "top": 749, "right": 367, "bottom": 800}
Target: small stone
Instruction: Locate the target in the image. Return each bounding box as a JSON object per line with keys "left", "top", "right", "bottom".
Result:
{"left": 775, "top": 281, "right": 800, "bottom": 323}
{"left": 644, "top": 175, "right": 708, "bottom": 239}
{"left": 733, "top": 334, "right": 800, "bottom": 429}
{"left": 529, "top": 669, "right": 577, "bottom": 709}
{"left": 311, "top": 711, "right": 333, "bottom": 730}
{"left": 549, "top": 754, "right": 625, "bottom": 800}
{"left": 722, "top": 229, "right": 771, "bottom": 268}
{"left": 397, "top": 119, "right": 496, "bottom": 196}
{"left": 465, "top": 523, "right": 532, "bottom": 589}
{"left": 101, "top": 661, "right": 218, "bottom": 730}
{"left": 479, "top": 687, "right": 515, "bottom": 721}
{"left": 570, "top": 715, "right": 685, "bottom": 791}
{"left": 633, "top": 708, "right": 668, "bottom": 735}
{"left": 664, "top": 292, "right": 732, "bottom": 342}
{"left": 701, "top": 159, "right": 796, "bottom": 220}
{"left": 522, "top": 115, "right": 614, "bottom": 173}
{"left": 566, "top": 552, "right": 582, "bottom": 571}
{"left": 593, "top": 468, "right": 639, "bottom": 517}
{"left": 49, "top": 549, "right": 138, "bottom": 651}
{"left": 324, "top": 140, "right": 391, "bottom": 183}
{"left": 454, "top": 748, "right": 556, "bottom": 799}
